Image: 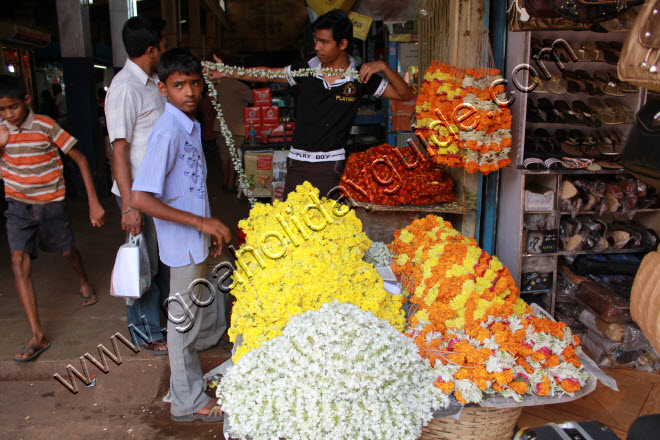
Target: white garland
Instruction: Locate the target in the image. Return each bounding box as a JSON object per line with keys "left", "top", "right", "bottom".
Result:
{"left": 364, "top": 241, "right": 394, "bottom": 267}
{"left": 218, "top": 301, "right": 444, "bottom": 440}
{"left": 203, "top": 62, "right": 359, "bottom": 206}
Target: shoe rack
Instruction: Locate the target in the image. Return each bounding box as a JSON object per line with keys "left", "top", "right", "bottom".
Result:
{"left": 497, "top": 22, "right": 659, "bottom": 317}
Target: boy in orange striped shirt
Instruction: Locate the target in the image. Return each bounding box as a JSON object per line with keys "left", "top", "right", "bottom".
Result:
{"left": 0, "top": 74, "right": 106, "bottom": 362}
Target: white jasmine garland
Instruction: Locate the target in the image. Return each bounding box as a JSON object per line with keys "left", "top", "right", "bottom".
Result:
{"left": 364, "top": 241, "right": 394, "bottom": 267}
{"left": 218, "top": 302, "right": 442, "bottom": 440}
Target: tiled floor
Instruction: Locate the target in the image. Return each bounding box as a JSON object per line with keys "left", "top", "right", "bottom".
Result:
{"left": 517, "top": 368, "right": 660, "bottom": 439}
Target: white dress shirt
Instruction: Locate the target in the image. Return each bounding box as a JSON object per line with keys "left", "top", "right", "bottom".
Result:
{"left": 105, "top": 58, "right": 165, "bottom": 197}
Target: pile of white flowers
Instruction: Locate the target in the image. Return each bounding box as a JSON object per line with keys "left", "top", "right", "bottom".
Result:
{"left": 364, "top": 241, "right": 394, "bottom": 267}
{"left": 218, "top": 302, "right": 443, "bottom": 440}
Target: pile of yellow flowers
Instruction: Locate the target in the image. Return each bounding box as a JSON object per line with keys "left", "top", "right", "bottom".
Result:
{"left": 229, "top": 182, "right": 406, "bottom": 360}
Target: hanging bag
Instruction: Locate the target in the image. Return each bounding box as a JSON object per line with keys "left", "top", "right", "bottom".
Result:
{"left": 618, "top": 0, "right": 660, "bottom": 92}
{"left": 508, "top": 0, "right": 592, "bottom": 31}
{"left": 550, "top": 0, "right": 643, "bottom": 23}
{"left": 620, "top": 96, "right": 660, "bottom": 189}
{"left": 110, "top": 233, "right": 152, "bottom": 299}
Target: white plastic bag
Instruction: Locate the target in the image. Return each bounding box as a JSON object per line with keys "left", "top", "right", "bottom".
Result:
{"left": 110, "top": 233, "right": 151, "bottom": 299}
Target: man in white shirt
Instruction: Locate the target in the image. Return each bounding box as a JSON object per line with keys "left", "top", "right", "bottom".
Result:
{"left": 105, "top": 16, "right": 169, "bottom": 354}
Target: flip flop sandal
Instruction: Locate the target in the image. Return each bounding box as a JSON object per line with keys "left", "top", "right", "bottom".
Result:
{"left": 538, "top": 98, "right": 559, "bottom": 123}
{"left": 554, "top": 100, "right": 582, "bottom": 124}
{"left": 546, "top": 75, "right": 568, "bottom": 95}
{"left": 601, "top": 71, "right": 625, "bottom": 97}
{"left": 580, "top": 41, "right": 605, "bottom": 62}
{"left": 587, "top": 98, "right": 617, "bottom": 125}
{"left": 575, "top": 70, "right": 602, "bottom": 96}
{"left": 533, "top": 128, "right": 561, "bottom": 158}
{"left": 558, "top": 129, "right": 584, "bottom": 157}
{"left": 14, "top": 343, "right": 51, "bottom": 362}
{"left": 562, "top": 71, "right": 584, "bottom": 94}
{"left": 618, "top": 80, "right": 638, "bottom": 94}
{"left": 592, "top": 71, "right": 609, "bottom": 94}
{"left": 595, "top": 41, "right": 619, "bottom": 64}
{"left": 80, "top": 289, "right": 98, "bottom": 307}
{"left": 573, "top": 100, "right": 601, "bottom": 128}
{"left": 171, "top": 403, "right": 223, "bottom": 422}
{"left": 568, "top": 40, "right": 593, "bottom": 62}
{"left": 140, "top": 338, "right": 168, "bottom": 355}
{"left": 609, "top": 127, "right": 626, "bottom": 146}
{"left": 605, "top": 98, "right": 635, "bottom": 124}
{"left": 530, "top": 76, "right": 549, "bottom": 94}
{"left": 526, "top": 103, "right": 543, "bottom": 124}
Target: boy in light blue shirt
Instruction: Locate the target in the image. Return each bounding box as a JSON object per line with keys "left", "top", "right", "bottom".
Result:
{"left": 132, "top": 48, "right": 230, "bottom": 422}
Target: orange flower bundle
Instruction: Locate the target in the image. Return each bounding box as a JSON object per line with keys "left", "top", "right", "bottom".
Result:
{"left": 339, "top": 144, "right": 456, "bottom": 205}
{"left": 414, "top": 62, "right": 512, "bottom": 175}
{"left": 389, "top": 215, "right": 589, "bottom": 405}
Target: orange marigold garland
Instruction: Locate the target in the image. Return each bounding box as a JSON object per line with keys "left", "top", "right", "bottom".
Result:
{"left": 391, "top": 215, "right": 589, "bottom": 405}
{"left": 415, "top": 62, "right": 511, "bottom": 175}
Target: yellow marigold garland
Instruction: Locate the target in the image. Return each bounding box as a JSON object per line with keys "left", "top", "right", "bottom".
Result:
{"left": 229, "top": 182, "right": 405, "bottom": 360}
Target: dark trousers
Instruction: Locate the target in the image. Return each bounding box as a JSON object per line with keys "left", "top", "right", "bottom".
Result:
{"left": 282, "top": 158, "right": 345, "bottom": 200}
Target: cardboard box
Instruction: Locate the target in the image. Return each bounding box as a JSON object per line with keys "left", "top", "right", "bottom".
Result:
{"left": 244, "top": 151, "right": 273, "bottom": 197}
{"left": 389, "top": 98, "right": 417, "bottom": 131}
{"left": 243, "top": 107, "right": 262, "bottom": 140}
{"left": 272, "top": 181, "right": 285, "bottom": 202}
{"left": 524, "top": 185, "right": 554, "bottom": 211}
{"left": 261, "top": 105, "right": 280, "bottom": 125}
{"left": 253, "top": 88, "right": 271, "bottom": 107}
{"left": 272, "top": 150, "right": 288, "bottom": 183}
{"left": 525, "top": 229, "right": 558, "bottom": 254}
{"left": 261, "top": 122, "right": 294, "bottom": 144}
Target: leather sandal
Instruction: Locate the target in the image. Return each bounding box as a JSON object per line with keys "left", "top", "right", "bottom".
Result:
{"left": 538, "top": 98, "right": 559, "bottom": 123}
{"left": 595, "top": 41, "right": 619, "bottom": 64}
{"left": 563, "top": 71, "right": 585, "bottom": 94}
{"left": 580, "top": 41, "right": 605, "bottom": 62}
{"left": 547, "top": 75, "right": 568, "bottom": 95}
{"left": 601, "top": 71, "right": 625, "bottom": 97}
{"left": 554, "top": 100, "right": 581, "bottom": 124}
{"left": 604, "top": 98, "right": 635, "bottom": 124}
{"left": 573, "top": 100, "right": 601, "bottom": 127}
{"left": 587, "top": 98, "right": 617, "bottom": 125}
{"left": 575, "top": 70, "right": 602, "bottom": 96}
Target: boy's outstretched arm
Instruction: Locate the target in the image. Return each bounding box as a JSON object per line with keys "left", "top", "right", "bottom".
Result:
{"left": 131, "top": 190, "right": 231, "bottom": 257}
{"left": 67, "top": 147, "right": 106, "bottom": 228}
{"left": 206, "top": 55, "right": 289, "bottom": 84}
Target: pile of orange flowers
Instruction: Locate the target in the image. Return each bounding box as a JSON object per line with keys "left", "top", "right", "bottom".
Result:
{"left": 414, "top": 62, "right": 512, "bottom": 175}
{"left": 390, "top": 215, "right": 589, "bottom": 404}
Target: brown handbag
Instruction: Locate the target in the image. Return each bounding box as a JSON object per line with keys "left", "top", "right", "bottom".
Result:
{"left": 526, "top": 0, "right": 561, "bottom": 17}
{"left": 508, "top": 0, "right": 591, "bottom": 31}
{"left": 618, "top": 0, "right": 660, "bottom": 92}
{"left": 551, "top": 0, "right": 643, "bottom": 23}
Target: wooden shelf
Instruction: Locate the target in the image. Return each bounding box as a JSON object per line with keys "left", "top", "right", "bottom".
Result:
{"left": 349, "top": 200, "right": 475, "bottom": 214}
{"left": 560, "top": 208, "right": 660, "bottom": 215}
{"left": 523, "top": 247, "right": 648, "bottom": 257}
{"left": 519, "top": 167, "right": 627, "bottom": 175}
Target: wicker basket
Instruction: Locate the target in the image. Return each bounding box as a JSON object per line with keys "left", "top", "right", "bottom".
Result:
{"left": 420, "top": 406, "right": 522, "bottom": 440}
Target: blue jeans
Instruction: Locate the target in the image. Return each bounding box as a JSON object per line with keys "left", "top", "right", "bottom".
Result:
{"left": 116, "top": 196, "right": 169, "bottom": 345}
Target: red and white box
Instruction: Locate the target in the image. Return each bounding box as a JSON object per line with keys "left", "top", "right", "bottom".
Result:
{"left": 243, "top": 107, "right": 262, "bottom": 139}
{"left": 253, "top": 88, "right": 272, "bottom": 107}
{"left": 261, "top": 105, "right": 280, "bottom": 125}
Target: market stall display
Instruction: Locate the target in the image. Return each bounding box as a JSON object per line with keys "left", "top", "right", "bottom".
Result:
{"left": 389, "top": 215, "right": 590, "bottom": 405}
{"left": 414, "top": 62, "right": 512, "bottom": 174}
{"left": 339, "top": 143, "right": 457, "bottom": 205}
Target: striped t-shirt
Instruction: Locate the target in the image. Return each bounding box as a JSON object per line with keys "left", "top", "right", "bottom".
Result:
{"left": 1, "top": 110, "right": 76, "bottom": 203}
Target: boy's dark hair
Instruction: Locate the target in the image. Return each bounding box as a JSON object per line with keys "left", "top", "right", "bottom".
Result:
{"left": 122, "top": 16, "right": 166, "bottom": 58}
{"left": 156, "top": 48, "right": 202, "bottom": 83}
{"left": 0, "top": 74, "right": 27, "bottom": 99}
{"left": 313, "top": 9, "right": 354, "bottom": 53}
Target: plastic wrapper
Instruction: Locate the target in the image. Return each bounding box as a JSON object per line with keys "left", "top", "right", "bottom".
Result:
{"left": 581, "top": 330, "right": 642, "bottom": 369}
{"left": 524, "top": 214, "right": 551, "bottom": 230}
{"left": 557, "top": 301, "right": 583, "bottom": 321}
{"left": 578, "top": 308, "right": 626, "bottom": 342}
{"left": 573, "top": 281, "right": 631, "bottom": 323}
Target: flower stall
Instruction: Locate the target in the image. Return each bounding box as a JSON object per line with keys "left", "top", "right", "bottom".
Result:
{"left": 209, "top": 187, "right": 615, "bottom": 440}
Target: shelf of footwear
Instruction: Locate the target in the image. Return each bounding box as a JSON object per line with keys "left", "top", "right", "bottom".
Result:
{"left": 522, "top": 247, "right": 647, "bottom": 258}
